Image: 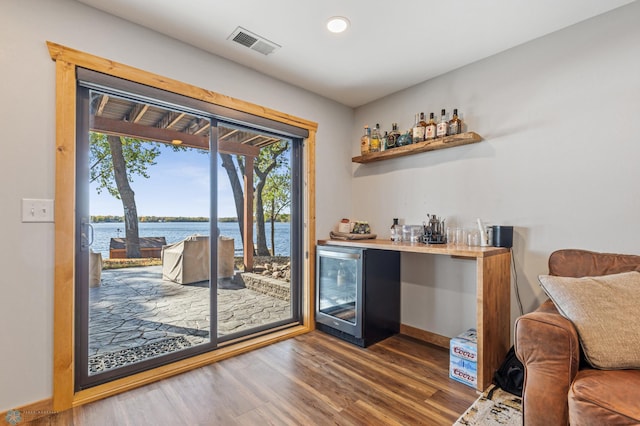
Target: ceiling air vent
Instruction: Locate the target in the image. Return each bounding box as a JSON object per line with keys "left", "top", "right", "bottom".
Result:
{"left": 228, "top": 26, "right": 280, "bottom": 56}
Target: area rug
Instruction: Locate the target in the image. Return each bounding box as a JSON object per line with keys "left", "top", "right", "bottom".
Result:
{"left": 454, "top": 384, "right": 523, "bottom": 426}
{"left": 89, "top": 336, "right": 195, "bottom": 374}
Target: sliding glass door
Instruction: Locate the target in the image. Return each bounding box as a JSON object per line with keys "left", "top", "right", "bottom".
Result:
{"left": 74, "top": 71, "right": 303, "bottom": 390}
{"left": 215, "top": 122, "right": 302, "bottom": 342}
{"left": 75, "top": 86, "right": 217, "bottom": 389}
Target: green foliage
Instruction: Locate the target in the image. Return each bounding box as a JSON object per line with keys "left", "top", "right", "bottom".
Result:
{"left": 218, "top": 217, "right": 239, "bottom": 222}
{"left": 141, "top": 216, "right": 210, "bottom": 222}
{"left": 91, "top": 215, "right": 123, "bottom": 223}
{"left": 257, "top": 141, "right": 291, "bottom": 255}
{"left": 262, "top": 142, "right": 291, "bottom": 222}
{"left": 103, "top": 258, "right": 162, "bottom": 269}
{"left": 276, "top": 214, "right": 290, "bottom": 222}
{"left": 90, "top": 133, "right": 162, "bottom": 199}
{"left": 256, "top": 140, "right": 289, "bottom": 175}
{"left": 263, "top": 168, "right": 291, "bottom": 219}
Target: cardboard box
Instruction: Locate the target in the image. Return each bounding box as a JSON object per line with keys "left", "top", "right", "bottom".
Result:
{"left": 450, "top": 328, "right": 477, "bottom": 362}
{"left": 455, "top": 328, "right": 477, "bottom": 343}
{"left": 449, "top": 355, "right": 477, "bottom": 388}
{"left": 449, "top": 328, "right": 478, "bottom": 388}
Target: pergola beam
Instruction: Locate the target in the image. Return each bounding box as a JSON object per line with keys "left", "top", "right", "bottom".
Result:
{"left": 96, "top": 94, "right": 109, "bottom": 115}
{"left": 218, "top": 140, "right": 259, "bottom": 157}
{"left": 92, "top": 116, "right": 208, "bottom": 149}
{"left": 127, "top": 103, "right": 149, "bottom": 123}
{"left": 91, "top": 116, "right": 259, "bottom": 156}
{"left": 193, "top": 121, "right": 210, "bottom": 135}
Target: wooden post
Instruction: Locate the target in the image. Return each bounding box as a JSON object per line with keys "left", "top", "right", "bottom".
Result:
{"left": 476, "top": 251, "right": 511, "bottom": 391}
{"left": 243, "top": 156, "right": 254, "bottom": 272}
{"left": 53, "top": 58, "right": 76, "bottom": 411}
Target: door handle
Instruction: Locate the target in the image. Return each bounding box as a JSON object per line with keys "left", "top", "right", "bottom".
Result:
{"left": 80, "top": 219, "right": 94, "bottom": 251}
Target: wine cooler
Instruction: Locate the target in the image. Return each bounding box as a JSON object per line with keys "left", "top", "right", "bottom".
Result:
{"left": 315, "top": 245, "right": 400, "bottom": 347}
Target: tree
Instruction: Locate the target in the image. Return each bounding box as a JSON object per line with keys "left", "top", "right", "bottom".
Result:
{"left": 90, "top": 132, "right": 161, "bottom": 258}
{"left": 254, "top": 141, "right": 289, "bottom": 256}
{"left": 219, "top": 153, "right": 246, "bottom": 241}
{"left": 263, "top": 168, "right": 291, "bottom": 255}
{"left": 219, "top": 140, "right": 290, "bottom": 256}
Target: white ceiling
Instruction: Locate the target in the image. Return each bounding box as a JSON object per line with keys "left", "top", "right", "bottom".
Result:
{"left": 76, "top": 0, "right": 635, "bottom": 108}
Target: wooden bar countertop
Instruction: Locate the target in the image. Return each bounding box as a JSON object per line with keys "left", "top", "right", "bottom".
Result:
{"left": 317, "top": 238, "right": 509, "bottom": 259}
{"left": 316, "top": 237, "right": 512, "bottom": 391}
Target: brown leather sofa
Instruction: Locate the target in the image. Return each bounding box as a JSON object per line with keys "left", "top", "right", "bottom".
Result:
{"left": 514, "top": 249, "right": 640, "bottom": 425}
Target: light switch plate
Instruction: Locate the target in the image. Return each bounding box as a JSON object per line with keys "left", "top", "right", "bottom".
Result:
{"left": 22, "top": 198, "right": 55, "bottom": 223}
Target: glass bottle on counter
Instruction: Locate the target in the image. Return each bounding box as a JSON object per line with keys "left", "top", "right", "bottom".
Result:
{"left": 386, "top": 122, "right": 400, "bottom": 149}
{"left": 436, "top": 109, "right": 448, "bottom": 138}
{"left": 425, "top": 112, "right": 437, "bottom": 140}
{"left": 390, "top": 218, "right": 400, "bottom": 242}
{"left": 370, "top": 123, "right": 382, "bottom": 152}
{"left": 360, "top": 125, "right": 371, "bottom": 155}
{"left": 448, "top": 108, "right": 463, "bottom": 135}
{"left": 412, "top": 112, "right": 426, "bottom": 143}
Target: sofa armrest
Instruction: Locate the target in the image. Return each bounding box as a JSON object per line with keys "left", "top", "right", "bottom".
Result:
{"left": 515, "top": 301, "right": 581, "bottom": 426}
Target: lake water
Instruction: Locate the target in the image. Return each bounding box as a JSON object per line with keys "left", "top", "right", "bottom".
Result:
{"left": 91, "top": 222, "right": 290, "bottom": 258}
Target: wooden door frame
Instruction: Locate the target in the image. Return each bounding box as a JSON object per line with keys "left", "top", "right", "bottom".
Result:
{"left": 48, "top": 41, "right": 317, "bottom": 410}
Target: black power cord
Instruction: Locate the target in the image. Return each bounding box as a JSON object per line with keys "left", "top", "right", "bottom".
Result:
{"left": 511, "top": 247, "right": 524, "bottom": 316}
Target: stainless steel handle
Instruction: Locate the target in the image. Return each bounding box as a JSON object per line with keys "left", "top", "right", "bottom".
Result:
{"left": 87, "top": 223, "right": 94, "bottom": 246}
{"left": 80, "top": 219, "right": 94, "bottom": 251}
{"left": 317, "top": 249, "right": 361, "bottom": 260}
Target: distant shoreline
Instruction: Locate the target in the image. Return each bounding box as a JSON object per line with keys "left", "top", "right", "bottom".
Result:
{"left": 90, "top": 216, "right": 289, "bottom": 223}
{"left": 91, "top": 216, "right": 234, "bottom": 223}
{"left": 90, "top": 220, "right": 291, "bottom": 258}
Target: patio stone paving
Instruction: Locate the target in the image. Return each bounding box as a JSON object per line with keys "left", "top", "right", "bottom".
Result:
{"left": 89, "top": 265, "right": 291, "bottom": 359}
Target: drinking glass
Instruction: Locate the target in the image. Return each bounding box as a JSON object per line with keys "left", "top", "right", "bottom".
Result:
{"left": 446, "top": 227, "right": 454, "bottom": 244}
{"left": 467, "top": 229, "right": 480, "bottom": 246}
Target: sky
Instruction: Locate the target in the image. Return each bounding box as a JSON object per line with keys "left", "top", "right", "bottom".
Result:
{"left": 90, "top": 144, "right": 239, "bottom": 218}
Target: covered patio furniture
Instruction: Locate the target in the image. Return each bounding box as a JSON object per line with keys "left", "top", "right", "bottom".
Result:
{"left": 89, "top": 250, "right": 103, "bottom": 288}
{"left": 217, "top": 236, "right": 235, "bottom": 279}
{"left": 161, "top": 235, "right": 209, "bottom": 284}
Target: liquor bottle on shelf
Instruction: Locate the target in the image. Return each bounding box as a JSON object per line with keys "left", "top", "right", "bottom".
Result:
{"left": 396, "top": 130, "right": 412, "bottom": 147}
{"left": 412, "top": 112, "right": 426, "bottom": 143}
{"left": 381, "top": 131, "right": 388, "bottom": 152}
{"left": 360, "top": 125, "right": 371, "bottom": 155}
{"left": 425, "top": 112, "right": 437, "bottom": 140}
{"left": 370, "top": 123, "right": 382, "bottom": 152}
{"left": 448, "top": 108, "right": 463, "bottom": 135}
{"left": 386, "top": 122, "right": 400, "bottom": 149}
{"left": 436, "top": 109, "right": 448, "bottom": 138}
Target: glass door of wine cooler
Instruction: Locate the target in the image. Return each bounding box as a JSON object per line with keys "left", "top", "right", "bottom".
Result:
{"left": 316, "top": 246, "right": 363, "bottom": 337}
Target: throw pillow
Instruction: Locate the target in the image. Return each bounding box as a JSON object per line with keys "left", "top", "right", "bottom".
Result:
{"left": 538, "top": 271, "right": 640, "bottom": 369}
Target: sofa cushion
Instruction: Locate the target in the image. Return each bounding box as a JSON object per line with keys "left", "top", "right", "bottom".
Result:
{"left": 569, "top": 369, "right": 640, "bottom": 424}
{"left": 538, "top": 271, "right": 640, "bottom": 369}
{"left": 548, "top": 249, "right": 640, "bottom": 278}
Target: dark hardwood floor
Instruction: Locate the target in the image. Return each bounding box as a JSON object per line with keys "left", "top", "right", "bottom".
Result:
{"left": 30, "top": 331, "right": 478, "bottom": 425}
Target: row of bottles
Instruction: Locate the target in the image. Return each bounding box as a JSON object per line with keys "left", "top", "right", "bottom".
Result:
{"left": 360, "top": 109, "right": 463, "bottom": 155}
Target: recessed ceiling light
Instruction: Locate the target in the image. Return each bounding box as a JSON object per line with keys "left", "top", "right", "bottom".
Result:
{"left": 326, "top": 16, "right": 350, "bottom": 34}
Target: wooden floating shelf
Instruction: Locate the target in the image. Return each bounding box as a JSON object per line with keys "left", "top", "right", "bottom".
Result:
{"left": 352, "top": 131, "right": 482, "bottom": 164}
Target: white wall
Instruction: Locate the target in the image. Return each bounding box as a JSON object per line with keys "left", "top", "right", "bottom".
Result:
{"left": 353, "top": 2, "right": 640, "bottom": 339}
{"left": 0, "top": 0, "right": 353, "bottom": 411}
